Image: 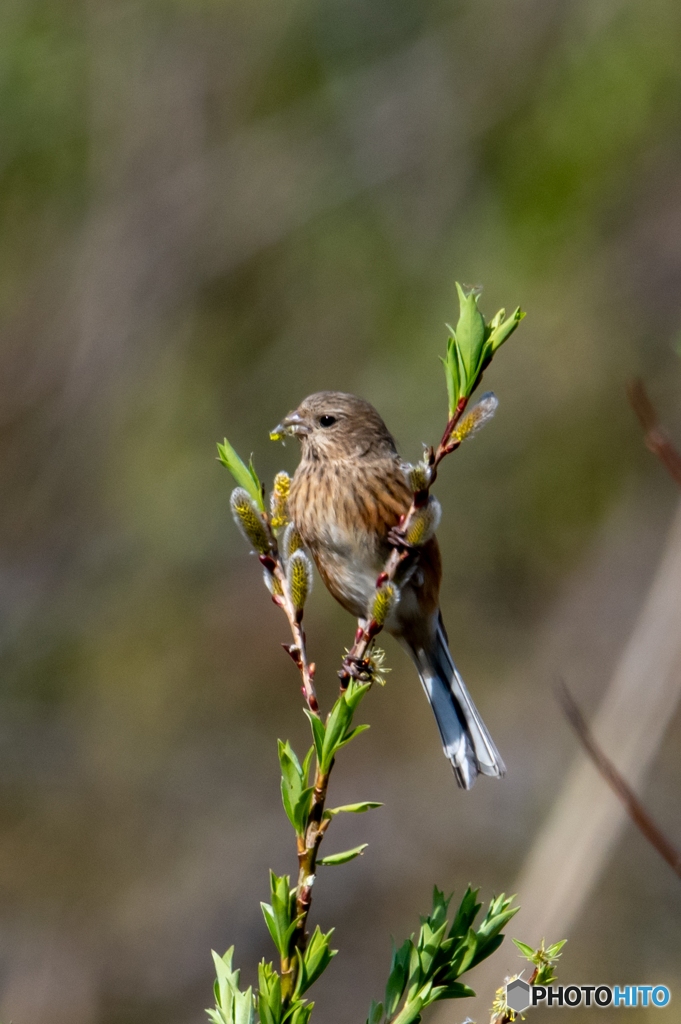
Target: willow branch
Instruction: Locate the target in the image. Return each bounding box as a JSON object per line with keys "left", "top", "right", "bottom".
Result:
{"left": 260, "top": 550, "right": 320, "bottom": 716}
{"left": 264, "top": 533, "right": 373, "bottom": 1004}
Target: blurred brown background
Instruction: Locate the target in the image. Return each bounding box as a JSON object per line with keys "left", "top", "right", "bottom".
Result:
{"left": 1, "top": 0, "right": 681, "bottom": 1021}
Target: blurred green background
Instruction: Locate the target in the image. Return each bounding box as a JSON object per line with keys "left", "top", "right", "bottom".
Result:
{"left": 1, "top": 0, "right": 680, "bottom": 1021}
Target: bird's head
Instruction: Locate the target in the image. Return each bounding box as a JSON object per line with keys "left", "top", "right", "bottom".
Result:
{"left": 271, "top": 391, "right": 397, "bottom": 461}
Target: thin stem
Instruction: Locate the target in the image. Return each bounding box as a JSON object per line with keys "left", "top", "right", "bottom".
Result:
{"left": 263, "top": 541, "right": 340, "bottom": 1003}
{"left": 260, "top": 552, "right": 320, "bottom": 716}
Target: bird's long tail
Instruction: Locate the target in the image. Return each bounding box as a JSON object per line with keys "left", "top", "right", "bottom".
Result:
{"left": 407, "top": 616, "right": 506, "bottom": 789}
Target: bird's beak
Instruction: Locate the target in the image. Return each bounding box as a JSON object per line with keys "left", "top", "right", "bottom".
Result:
{"left": 270, "top": 410, "right": 311, "bottom": 440}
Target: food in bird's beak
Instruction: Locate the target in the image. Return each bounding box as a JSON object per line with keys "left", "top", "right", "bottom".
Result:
{"left": 269, "top": 411, "right": 311, "bottom": 441}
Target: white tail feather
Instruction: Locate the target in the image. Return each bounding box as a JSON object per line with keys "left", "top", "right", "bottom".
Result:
{"left": 407, "top": 621, "right": 506, "bottom": 789}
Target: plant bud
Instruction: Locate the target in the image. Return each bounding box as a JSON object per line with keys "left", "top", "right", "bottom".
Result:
{"left": 370, "top": 581, "right": 400, "bottom": 627}
{"left": 270, "top": 471, "right": 291, "bottom": 530}
{"left": 263, "top": 569, "right": 283, "bottom": 597}
{"left": 403, "top": 496, "right": 441, "bottom": 546}
{"left": 282, "top": 522, "right": 303, "bottom": 561}
{"left": 286, "top": 549, "right": 313, "bottom": 613}
{"left": 451, "top": 392, "right": 498, "bottom": 443}
{"left": 404, "top": 460, "right": 432, "bottom": 493}
{"left": 230, "top": 487, "right": 271, "bottom": 553}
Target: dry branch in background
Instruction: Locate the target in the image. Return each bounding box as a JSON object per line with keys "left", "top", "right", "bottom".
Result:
{"left": 627, "top": 378, "right": 681, "bottom": 487}
{"left": 557, "top": 680, "right": 681, "bottom": 880}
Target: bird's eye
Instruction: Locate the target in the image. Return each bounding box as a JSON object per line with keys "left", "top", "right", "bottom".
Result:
{"left": 319, "top": 415, "right": 337, "bottom": 428}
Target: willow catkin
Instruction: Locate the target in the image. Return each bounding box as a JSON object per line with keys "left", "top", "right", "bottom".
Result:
{"left": 230, "top": 487, "right": 270, "bottom": 554}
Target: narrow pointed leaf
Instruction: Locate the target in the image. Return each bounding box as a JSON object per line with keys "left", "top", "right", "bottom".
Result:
{"left": 454, "top": 282, "right": 485, "bottom": 381}
{"left": 469, "top": 932, "right": 505, "bottom": 970}
{"left": 318, "top": 843, "right": 368, "bottom": 865}
{"left": 324, "top": 801, "right": 383, "bottom": 818}
{"left": 432, "top": 982, "right": 476, "bottom": 1000}
{"left": 488, "top": 307, "right": 524, "bottom": 353}
{"left": 303, "top": 709, "right": 325, "bottom": 762}
{"left": 367, "top": 999, "right": 384, "bottom": 1024}
{"left": 512, "top": 938, "right": 536, "bottom": 960}
{"left": 261, "top": 903, "right": 284, "bottom": 956}
{"left": 217, "top": 438, "right": 264, "bottom": 510}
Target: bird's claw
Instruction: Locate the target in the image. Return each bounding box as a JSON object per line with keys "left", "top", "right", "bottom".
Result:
{"left": 387, "top": 526, "right": 414, "bottom": 550}
{"left": 338, "top": 654, "right": 372, "bottom": 684}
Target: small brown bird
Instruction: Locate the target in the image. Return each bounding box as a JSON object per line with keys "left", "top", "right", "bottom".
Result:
{"left": 272, "top": 391, "right": 505, "bottom": 789}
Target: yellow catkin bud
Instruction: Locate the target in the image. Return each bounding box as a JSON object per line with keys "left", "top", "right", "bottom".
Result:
{"left": 405, "top": 460, "right": 432, "bottom": 493}
{"left": 270, "top": 472, "right": 291, "bottom": 530}
{"left": 286, "top": 550, "right": 313, "bottom": 612}
{"left": 404, "top": 496, "right": 441, "bottom": 546}
{"left": 263, "top": 569, "right": 284, "bottom": 597}
{"left": 282, "top": 522, "right": 303, "bottom": 562}
{"left": 451, "top": 392, "right": 498, "bottom": 443}
{"left": 371, "top": 582, "right": 399, "bottom": 627}
{"left": 230, "top": 487, "right": 271, "bottom": 554}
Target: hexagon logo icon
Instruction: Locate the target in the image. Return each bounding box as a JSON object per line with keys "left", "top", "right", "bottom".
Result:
{"left": 506, "top": 978, "right": 532, "bottom": 1013}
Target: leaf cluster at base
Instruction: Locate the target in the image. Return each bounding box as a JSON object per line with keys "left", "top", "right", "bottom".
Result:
{"left": 367, "top": 887, "right": 518, "bottom": 1024}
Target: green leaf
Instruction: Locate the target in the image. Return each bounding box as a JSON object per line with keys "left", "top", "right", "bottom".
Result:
{"left": 382, "top": 938, "right": 411, "bottom": 1017}
{"left": 335, "top": 723, "right": 370, "bottom": 751}
{"left": 304, "top": 709, "right": 325, "bottom": 762}
{"left": 391, "top": 994, "right": 424, "bottom": 1024}
{"left": 301, "top": 746, "right": 315, "bottom": 786}
{"left": 320, "top": 696, "right": 353, "bottom": 773}
{"left": 431, "top": 982, "right": 476, "bottom": 1000}
{"left": 367, "top": 999, "right": 384, "bottom": 1024}
{"left": 285, "top": 1002, "right": 313, "bottom": 1024}
{"left": 428, "top": 887, "right": 452, "bottom": 932}
{"left": 512, "top": 939, "right": 536, "bottom": 960}
{"left": 454, "top": 927, "right": 479, "bottom": 975}
{"left": 212, "top": 947, "right": 238, "bottom": 1014}
{"left": 453, "top": 282, "right": 486, "bottom": 383}
{"left": 417, "top": 920, "right": 447, "bottom": 976}
{"left": 449, "top": 887, "right": 481, "bottom": 940}
{"left": 261, "top": 903, "right": 283, "bottom": 955}
{"left": 488, "top": 306, "right": 524, "bottom": 354}
{"left": 261, "top": 873, "right": 296, "bottom": 958}
{"left": 257, "top": 962, "right": 282, "bottom": 1024}
{"left": 206, "top": 1010, "right": 228, "bottom": 1024}
{"left": 294, "top": 926, "right": 337, "bottom": 996}
{"left": 440, "top": 352, "right": 458, "bottom": 419}
{"left": 295, "top": 788, "right": 314, "bottom": 834}
{"left": 469, "top": 933, "right": 505, "bottom": 970}
{"left": 217, "top": 438, "right": 264, "bottom": 510}
{"left": 475, "top": 895, "right": 518, "bottom": 950}
{"left": 323, "top": 801, "right": 383, "bottom": 819}
{"left": 279, "top": 740, "right": 314, "bottom": 835}
{"left": 210, "top": 948, "right": 254, "bottom": 1024}
{"left": 318, "top": 843, "right": 368, "bottom": 865}
{"left": 547, "top": 939, "right": 567, "bottom": 957}
{"left": 344, "top": 679, "right": 372, "bottom": 712}
{"left": 233, "top": 986, "right": 255, "bottom": 1024}
{"left": 406, "top": 940, "right": 422, "bottom": 1001}
{"left": 278, "top": 740, "right": 304, "bottom": 788}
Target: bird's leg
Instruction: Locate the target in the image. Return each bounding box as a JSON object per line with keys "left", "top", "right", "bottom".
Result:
{"left": 339, "top": 644, "right": 373, "bottom": 685}
{"left": 338, "top": 615, "right": 387, "bottom": 687}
